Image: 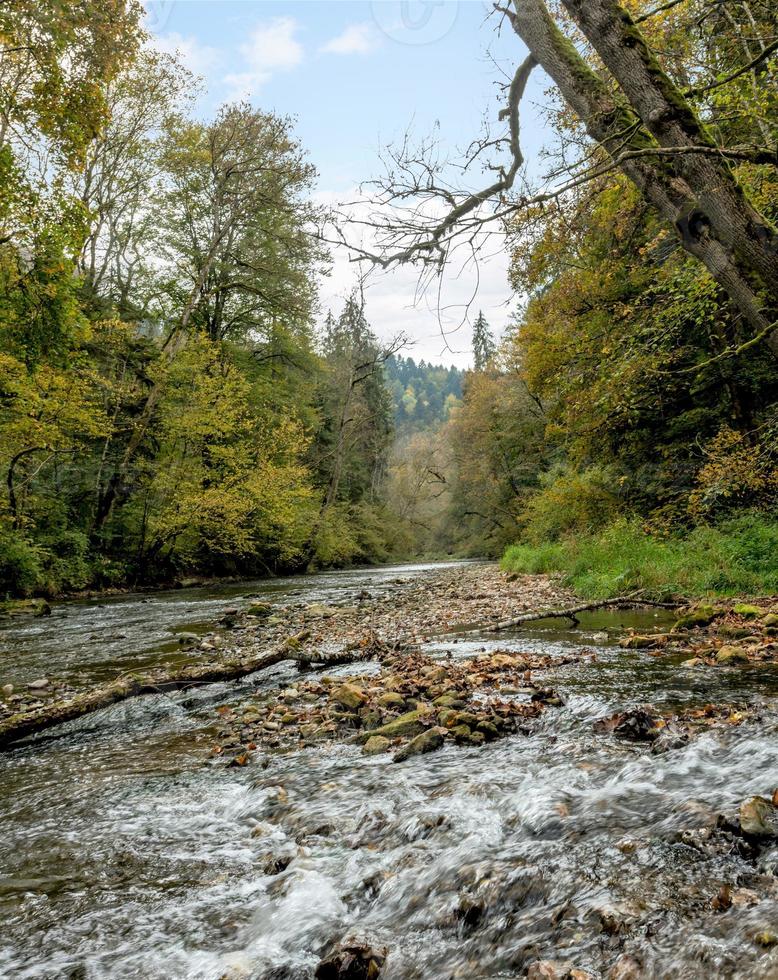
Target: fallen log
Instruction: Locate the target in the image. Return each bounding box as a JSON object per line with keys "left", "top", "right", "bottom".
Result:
{"left": 0, "top": 633, "right": 359, "bottom": 751}
{"left": 484, "top": 593, "right": 681, "bottom": 632}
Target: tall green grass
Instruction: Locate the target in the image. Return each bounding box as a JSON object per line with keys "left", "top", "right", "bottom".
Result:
{"left": 501, "top": 514, "right": 778, "bottom": 599}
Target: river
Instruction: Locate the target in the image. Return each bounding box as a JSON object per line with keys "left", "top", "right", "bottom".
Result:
{"left": 0, "top": 562, "right": 776, "bottom": 979}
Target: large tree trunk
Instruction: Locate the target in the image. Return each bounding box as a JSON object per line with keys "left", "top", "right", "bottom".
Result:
{"left": 509, "top": 0, "right": 778, "bottom": 353}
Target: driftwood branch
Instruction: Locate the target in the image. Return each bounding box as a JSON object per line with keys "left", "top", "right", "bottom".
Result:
{"left": 0, "top": 636, "right": 361, "bottom": 751}
{"left": 485, "top": 594, "right": 681, "bottom": 632}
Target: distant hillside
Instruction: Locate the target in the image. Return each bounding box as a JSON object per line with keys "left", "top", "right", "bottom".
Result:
{"left": 384, "top": 354, "right": 463, "bottom": 432}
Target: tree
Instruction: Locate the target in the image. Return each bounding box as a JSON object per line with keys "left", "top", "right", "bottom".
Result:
{"left": 306, "top": 295, "right": 402, "bottom": 564}
{"left": 472, "top": 311, "right": 496, "bottom": 370}
{"left": 358, "top": 0, "right": 778, "bottom": 358}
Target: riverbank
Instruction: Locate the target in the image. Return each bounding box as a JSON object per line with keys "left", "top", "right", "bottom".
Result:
{"left": 502, "top": 514, "right": 778, "bottom": 600}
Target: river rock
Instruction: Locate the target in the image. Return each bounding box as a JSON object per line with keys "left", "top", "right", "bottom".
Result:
{"left": 0, "top": 598, "right": 51, "bottom": 618}
{"left": 27, "top": 677, "right": 49, "bottom": 690}
{"left": 392, "top": 726, "right": 445, "bottom": 762}
{"left": 672, "top": 605, "right": 722, "bottom": 630}
{"left": 360, "top": 708, "right": 430, "bottom": 741}
{"left": 620, "top": 634, "right": 660, "bottom": 649}
{"left": 314, "top": 940, "right": 386, "bottom": 979}
{"left": 331, "top": 683, "right": 367, "bottom": 710}
{"left": 762, "top": 612, "right": 778, "bottom": 627}
{"left": 246, "top": 602, "right": 272, "bottom": 617}
{"left": 376, "top": 692, "right": 404, "bottom": 708}
{"left": 1, "top": 683, "right": 13, "bottom": 697}
{"left": 739, "top": 796, "right": 778, "bottom": 837}
{"left": 450, "top": 723, "right": 472, "bottom": 743}
{"left": 362, "top": 735, "right": 391, "bottom": 755}
{"left": 526, "top": 962, "right": 586, "bottom": 980}
{"left": 306, "top": 603, "right": 337, "bottom": 619}
{"left": 715, "top": 645, "right": 749, "bottom": 664}
{"left": 177, "top": 632, "right": 199, "bottom": 645}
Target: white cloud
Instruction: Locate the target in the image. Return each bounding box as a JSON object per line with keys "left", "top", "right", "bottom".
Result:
{"left": 224, "top": 17, "right": 303, "bottom": 98}
{"left": 321, "top": 22, "right": 378, "bottom": 56}
{"left": 153, "top": 31, "right": 220, "bottom": 77}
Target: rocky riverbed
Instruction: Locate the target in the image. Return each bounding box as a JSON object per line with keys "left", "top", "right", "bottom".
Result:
{"left": 1, "top": 562, "right": 778, "bottom": 979}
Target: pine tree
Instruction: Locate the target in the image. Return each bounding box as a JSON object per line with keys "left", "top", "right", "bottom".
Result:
{"left": 472, "top": 311, "right": 495, "bottom": 371}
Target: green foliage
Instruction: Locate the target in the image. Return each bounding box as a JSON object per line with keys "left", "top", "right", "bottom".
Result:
{"left": 0, "top": 26, "right": 398, "bottom": 596}
{"left": 502, "top": 514, "right": 778, "bottom": 600}
{"left": 384, "top": 355, "right": 462, "bottom": 433}
{"left": 519, "top": 465, "right": 624, "bottom": 544}
{"left": 0, "top": 530, "right": 43, "bottom": 597}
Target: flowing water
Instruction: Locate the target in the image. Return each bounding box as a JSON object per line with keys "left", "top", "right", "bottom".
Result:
{"left": 1, "top": 562, "right": 777, "bottom": 980}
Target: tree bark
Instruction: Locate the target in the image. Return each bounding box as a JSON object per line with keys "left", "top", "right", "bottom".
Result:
{"left": 509, "top": 0, "right": 778, "bottom": 353}
{"left": 0, "top": 637, "right": 359, "bottom": 751}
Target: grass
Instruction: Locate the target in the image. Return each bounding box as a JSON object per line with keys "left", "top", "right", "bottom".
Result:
{"left": 501, "top": 513, "right": 778, "bottom": 600}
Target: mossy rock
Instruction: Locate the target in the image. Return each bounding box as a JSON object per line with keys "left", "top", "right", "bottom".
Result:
{"left": 392, "top": 726, "right": 445, "bottom": 763}
{"left": 620, "top": 634, "right": 660, "bottom": 649}
{"left": 358, "top": 708, "right": 430, "bottom": 742}
{"left": 330, "top": 683, "right": 367, "bottom": 710}
{"left": 715, "top": 645, "right": 750, "bottom": 665}
{"left": 450, "top": 724, "right": 472, "bottom": 743}
{"left": 476, "top": 720, "right": 500, "bottom": 740}
{"left": 376, "top": 692, "right": 405, "bottom": 708}
{"left": 362, "top": 735, "right": 391, "bottom": 756}
{"left": 432, "top": 693, "right": 465, "bottom": 708}
{"left": 718, "top": 624, "right": 753, "bottom": 639}
{"left": 246, "top": 602, "right": 273, "bottom": 617}
{"left": 762, "top": 613, "right": 778, "bottom": 628}
{"left": 672, "top": 605, "right": 723, "bottom": 631}
{"left": 0, "top": 598, "right": 51, "bottom": 618}
{"left": 732, "top": 604, "right": 763, "bottom": 619}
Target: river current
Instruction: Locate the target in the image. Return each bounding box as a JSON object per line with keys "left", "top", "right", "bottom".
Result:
{"left": 0, "top": 562, "right": 776, "bottom": 979}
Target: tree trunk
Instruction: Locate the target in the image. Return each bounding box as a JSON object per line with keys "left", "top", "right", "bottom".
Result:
{"left": 0, "top": 636, "right": 360, "bottom": 751}
{"left": 509, "top": 0, "right": 778, "bottom": 353}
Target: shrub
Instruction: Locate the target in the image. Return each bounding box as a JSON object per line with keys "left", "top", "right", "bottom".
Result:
{"left": 0, "top": 528, "right": 44, "bottom": 596}
{"left": 519, "top": 464, "right": 624, "bottom": 544}
{"left": 502, "top": 512, "right": 778, "bottom": 599}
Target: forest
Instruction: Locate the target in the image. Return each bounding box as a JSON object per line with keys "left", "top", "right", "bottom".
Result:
{"left": 3, "top": 4, "right": 778, "bottom": 978}
{"left": 1, "top": 0, "right": 777, "bottom": 601}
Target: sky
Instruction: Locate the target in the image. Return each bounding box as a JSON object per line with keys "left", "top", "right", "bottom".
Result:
{"left": 145, "top": 1, "right": 551, "bottom": 367}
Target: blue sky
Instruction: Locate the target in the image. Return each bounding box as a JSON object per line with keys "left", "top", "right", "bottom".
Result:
{"left": 146, "top": 1, "right": 551, "bottom": 366}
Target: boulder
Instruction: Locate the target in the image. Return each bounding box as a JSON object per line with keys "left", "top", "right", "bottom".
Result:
{"left": 392, "top": 726, "right": 445, "bottom": 762}
{"left": 362, "top": 735, "right": 391, "bottom": 756}
{"left": 739, "top": 796, "right": 778, "bottom": 837}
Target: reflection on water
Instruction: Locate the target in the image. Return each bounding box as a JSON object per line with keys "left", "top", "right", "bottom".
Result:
{"left": 0, "top": 563, "right": 777, "bottom": 979}
{"left": 0, "top": 562, "right": 463, "bottom": 689}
